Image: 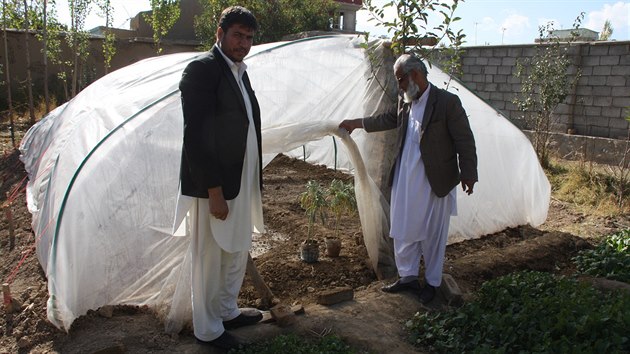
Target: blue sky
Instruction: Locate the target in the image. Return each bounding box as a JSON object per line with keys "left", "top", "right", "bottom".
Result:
{"left": 59, "top": 0, "right": 629, "bottom": 46}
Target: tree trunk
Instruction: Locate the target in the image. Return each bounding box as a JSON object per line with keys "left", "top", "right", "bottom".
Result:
{"left": 2, "top": 0, "right": 15, "bottom": 147}
{"left": 43, "top": 0, "right": 50, "bottom": 112}
{"left": 23, "top": 0, "right": 35, "bottom": 124}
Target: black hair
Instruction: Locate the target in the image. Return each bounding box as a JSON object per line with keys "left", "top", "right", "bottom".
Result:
{"left": 218, "top": 6, "right": 258, "bottom": 32}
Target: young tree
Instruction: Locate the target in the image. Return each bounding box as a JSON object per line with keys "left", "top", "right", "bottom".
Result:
{"left": 146, "top": 0, "right": 180, "bottom": 54}
{"left": 193, "top": 0, "right": 337, "bottom": 49}
{"left": 22, "top": 0, "right": 36, "bottom": 124}
{"left": 2, "top": 0, "right": 16, "bottom": 146}
{"left": 362, "top": 0, "right": 465, "bottom": 58}
{"left": 66, "top": 0, "right": 94, "bottom": 98}
{"left": 600, "top": 19, "right": 613, "bottom": 41}
{"left": 513, "top": 14, "right": 584, "bottom": 168}
{"left": 98, "top": 0, "right": 116, "bottom": 73}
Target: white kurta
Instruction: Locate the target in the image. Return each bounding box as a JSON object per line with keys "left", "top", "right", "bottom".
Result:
{"left": 389, "top": 84, "right": 456, "bottom": 243}
{"left": 184, "top": 47, "right": 264, "bottom": 341}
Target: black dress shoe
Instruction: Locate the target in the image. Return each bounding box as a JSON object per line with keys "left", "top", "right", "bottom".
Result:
{"left": 381, "top": 279, "right": 420, "bottom": 293}
{"left": 223, "top": 309, "right": 263, "bottom": 330}
{"left": 197, "top": 331, "right": 242, "bottom": 351}
{"left": 419, "top": 284, "right": 436, "bottom": 304}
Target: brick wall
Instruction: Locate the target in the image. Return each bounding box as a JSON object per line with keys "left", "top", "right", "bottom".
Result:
{"left": 457, "top": 41, "right": 630, "bottom": 139}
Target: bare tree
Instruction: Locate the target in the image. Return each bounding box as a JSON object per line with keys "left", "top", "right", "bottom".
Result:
{"left": 22, "top": 0, "right": 35, "bottom": 124}
{"left": 2, "top": 0, "right": 16, "bottom": 147}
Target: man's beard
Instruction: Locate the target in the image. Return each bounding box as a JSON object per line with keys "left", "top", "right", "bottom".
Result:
{"left": 403, "top": 81, "right": 420, "bottom": 103}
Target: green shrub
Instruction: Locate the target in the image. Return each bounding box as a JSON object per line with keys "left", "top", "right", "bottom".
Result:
{"left": 407, "top": 271, "right": 630, "bottom": 353}
{"left": 574, "top": 229, "right": 630, "bottom": 283}
{"left": 232, "top": 333, "right": 356, "bottom": 354}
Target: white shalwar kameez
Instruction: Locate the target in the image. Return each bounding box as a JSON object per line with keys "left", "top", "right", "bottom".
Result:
{"left": 187, "top": 48, "right": 264, "bottom": 342}
{"left": 389, "top": 84, "right": 456, "bottom": 287}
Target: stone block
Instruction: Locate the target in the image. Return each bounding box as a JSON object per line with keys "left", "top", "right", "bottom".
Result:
{"left": 584, "top": 106, "right": 602, "bottom": 116}
{"left": 483, "top": 66, "right": 498, "bottom": 75}
{"left": 612, "top": 86, "right": 630, "bottom": 97}
{"left": 498, "top": 66, "right": 512, "bottom": 75}
{"left": 469, "top": 65, "right": 482, "bottom": 74}
{"left": 611, "top": 65, "right": 630, "bottom": 76}
{"left": 522, "top": 47, "right": 535, "bottom": 57}
{"left": 607, "top": 76, "right": 626, "bottom": 87}
{"left": 502, "top": 57, "right": 516, "bottom": 66}
{"left": 600, "top": 55, "right": 620, "bottom": 66}
{"left": 610, "top": 118, "right": 630, "bottom": 130}
{"left": 493, "top": 74, "right": 507, "bottom": 83}
{"left": 473, "top": 74, "right": 484, "bottom": 83}
{"left": 480, "top": 48, "right": 493, "bottom": 57}
{"left": 577, "top": 95, "right": 593, "bottom": 106}
{"left": 588, "top": 76, "right": 607, "bottom": 86}
{"left": 592, "top": 86, "right": 612, "bottom": 96}
{"left": 492, "top": 48, "right": 507, "bottom": 57}
{"left": 620, "top": 55, "right": 630, "bottom": 65}
{"left": 484, "top": 83, "right": 497, "bottom": 91}
{"left": 476, "top": 57, "right": 488, "bottom": 65}
{"left": 609, "top": 45, "right": 629, "bottom": 55}
{"left": 462, "top": 73, "right": 473, "bottom": 82}
{"left": 485, "top": 74, "right": 493, "bottom": 83}
{"left": 593, "top": 66, "right": 612, "bottom": 76}
{"left": 490, "top": 92, "right": 504, "bottom": 100}
{"left": 588, "top": 126, "right": 610, "bottom": 138}
{"left": 440, "top": 274, "right": 463, "bottom": 306}
{"left": 589, "top": 45, "right": 609, "bottom": 56}
{"left": 478, "top": 92, "right": 490, "bottom": 100}
{"left": 582, "top": 56, "right": 600, "bottom": 66}
{"left": 508, "top": 47, "right": 523, "bottom": 57}
{"left": 270, "top": 303, "right": 296, "bottom": 327}
{"left": 601, "top": 107, "right": 621, "bottom": 118}
{"left": 579, "top": 66, "right": 593, "bottom": 76}
{"left": 576, "top": 85, "right": 592, "bottom": 96}
{"left": 498, "top": 83, "right": 512, "bottom": 92}
{"left": 316, "top": 286, "right": 354, "bottom": 305}
{"left": 462, "top": 57, "right": 476, "bottom": 66}
{"left": 613, "top": 97, "right": 630, "bottom": 107}
{"left": 594, "top": 96, "right": 613, "bottom": 107}
{"left": 488, "top": 57, "right": 502, "bottom": 66}
{"left": 554, "top": 103, "right": 571, "bottom": 115}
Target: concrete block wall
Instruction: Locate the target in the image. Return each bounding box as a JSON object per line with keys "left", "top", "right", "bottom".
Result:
{"left": 457, "top": 41, "right": 630, "bottom": 140}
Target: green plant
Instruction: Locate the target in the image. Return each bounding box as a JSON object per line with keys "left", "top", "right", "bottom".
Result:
{"left": 232, "top": 333, "right": 356, "bottom": 354}
{"left": 299, "top": 180, "right": 328, "bottom": 239}
{"left": 407, "top": 271, "right": 630, "bottom": 353}
{"left": 513, "top": 13, "right": 584, "bottom": 168}
{"left": 574, "top": 229, "right": 630, "bottom": 283}
{"left": 326, "top": 179, "right": 357, "bottom": 238}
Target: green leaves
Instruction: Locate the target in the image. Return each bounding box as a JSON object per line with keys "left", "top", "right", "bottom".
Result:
{"left": 146, "top": 0, "right": 181, "bottom": 54}
{"left": 193, "top": 0, "right": 337, "bottom": 49}
{"left": 407, "top": 271, "right": 630, "bottom": 353}
{"left": 512, "top": 13, "right": 584, "bottom": 167}
{"left": 299, "top": 179, "right": 357, "bottom": 239}
{"left": 574, "top": 229, "right": 630, "bottom": 283}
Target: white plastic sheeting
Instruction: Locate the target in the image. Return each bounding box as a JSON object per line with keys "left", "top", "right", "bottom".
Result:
{"left": 19, "top": 35, "right": 550, "bottom": 332}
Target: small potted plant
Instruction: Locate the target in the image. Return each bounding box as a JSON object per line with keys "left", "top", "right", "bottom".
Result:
{"left": 298, "top": 180, "right": 328, "bottom": 263}
{"left": 324, "top": 179, "right": 357, "bottom": 257}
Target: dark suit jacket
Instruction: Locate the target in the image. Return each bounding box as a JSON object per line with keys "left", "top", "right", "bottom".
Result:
{"left": 179, "top": 45, "right": 263, "bottom": 199}
{"left": 363, "top": 85, "right": 477, "bottom": 197}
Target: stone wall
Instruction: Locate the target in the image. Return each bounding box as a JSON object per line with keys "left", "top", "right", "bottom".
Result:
{"left": 458, "top": 41, "right": 630, "bottom": 140}
{"left": 0, "top": 29, "right": 200, "bottom": 110}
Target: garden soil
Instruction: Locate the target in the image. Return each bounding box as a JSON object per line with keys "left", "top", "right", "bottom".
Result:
{"left": 1, "top": 137, "right": 629, "bottom": 353}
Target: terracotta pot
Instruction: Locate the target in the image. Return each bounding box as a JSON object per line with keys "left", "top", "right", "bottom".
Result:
{"left": 324, "top": 237, "right": 341, "bottom": 257}
{"left": 300, "top": 239, "right": 319, "bottom": 263}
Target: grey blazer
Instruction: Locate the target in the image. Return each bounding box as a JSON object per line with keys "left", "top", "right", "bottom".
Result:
{"left": 363, "top": 85, "right": 477, "bottom": 197}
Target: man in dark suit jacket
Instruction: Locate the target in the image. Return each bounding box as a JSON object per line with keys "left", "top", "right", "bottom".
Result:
{"left": 179, "top": 6, "right": 263, "bottom": 350}
{"left": 340, "top": 53, "right": 477, "bottom": 304}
